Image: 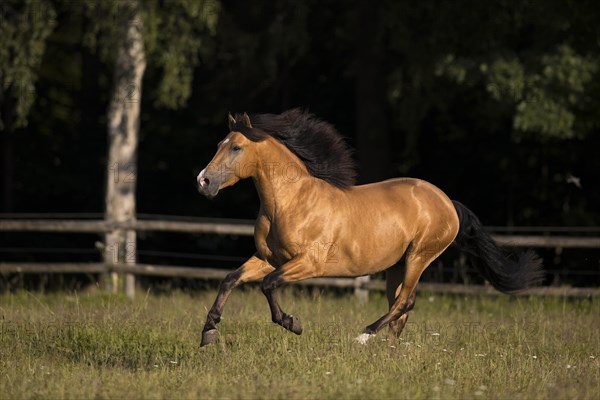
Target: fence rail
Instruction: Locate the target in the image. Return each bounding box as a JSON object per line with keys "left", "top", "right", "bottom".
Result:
{"left": 1, "top": 262, "right": 598, "bottom": 297}
{"left": 3, "top": 218, "right": 600, "bottom": 247}
{"left": 1, "top": 217, "right": 599, "bottom": 298}
{"left": 0, "top": 219, "right": 255, "bottom": 236}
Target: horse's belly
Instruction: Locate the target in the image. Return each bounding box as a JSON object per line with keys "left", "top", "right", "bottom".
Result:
{"left": 320, "top": 228, "right": 411, "bottom": 277}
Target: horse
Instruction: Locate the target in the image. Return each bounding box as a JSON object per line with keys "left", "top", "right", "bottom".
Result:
{"left": 196, "top": 108, "right": 544, "bottom": 346}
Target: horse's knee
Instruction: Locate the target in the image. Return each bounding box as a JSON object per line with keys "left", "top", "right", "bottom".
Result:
{"left": 221, "top": 270, "right": 242, "bottom": 292}
{"left": 261, "top": 273, "right": 279, "bottom": 294}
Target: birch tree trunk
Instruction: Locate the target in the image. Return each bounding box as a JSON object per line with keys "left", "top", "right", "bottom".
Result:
{"left": 104, "top": 2, "right": 146, "bottom": 299}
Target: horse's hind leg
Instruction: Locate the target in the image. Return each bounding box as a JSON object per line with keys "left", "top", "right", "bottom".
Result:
{"left": 386, "top": 263, "right": 408, "bottom": 341}
{"left": 388, "top": 292, "right": 416, "bottom": 341}
{"left": 386, "top": 261, "right": 419, "bottom": 341}
{"left": 358, "top": 244, "right": 443, "bottom": 344}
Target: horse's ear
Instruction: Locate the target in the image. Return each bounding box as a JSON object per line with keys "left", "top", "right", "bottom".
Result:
{"left": 242, "top": 112, "right": 253, "bottom": 128}
{"left": 228, "top": 113, "right": 236, "bottom": 130}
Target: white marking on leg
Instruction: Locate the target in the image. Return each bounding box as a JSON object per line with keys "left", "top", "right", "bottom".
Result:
{"left": 355, "top": 333, "right": 375, "bottom": 345}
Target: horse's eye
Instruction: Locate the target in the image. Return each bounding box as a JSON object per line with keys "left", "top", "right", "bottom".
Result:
{"left": 231, "top": 145, "right": 242, "bottom": 152}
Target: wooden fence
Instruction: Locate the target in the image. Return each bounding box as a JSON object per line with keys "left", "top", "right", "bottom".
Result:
{"left": 1, "top": 217, "right": 599, "bottom": 298}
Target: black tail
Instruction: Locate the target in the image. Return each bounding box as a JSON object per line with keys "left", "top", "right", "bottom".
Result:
{"left": 452, "top": 201, "right": 544, "bottom": 294}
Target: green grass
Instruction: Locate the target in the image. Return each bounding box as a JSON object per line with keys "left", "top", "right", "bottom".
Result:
{"left": 1, "top": 287, "right": 598, "bottom": 399}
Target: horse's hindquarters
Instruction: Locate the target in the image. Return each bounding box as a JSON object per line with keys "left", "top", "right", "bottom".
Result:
{"left": 320, "top": 178, "right": 460, "bottom": 277}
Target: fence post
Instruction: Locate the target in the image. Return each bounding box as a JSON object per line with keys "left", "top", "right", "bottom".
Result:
{"left": 124, "top": 228, "right": 136, "bottom": 299}
{"left": 354, "top": 275, "right": 370, "bottom": 301}
{"left": 104, "top": 225, "right": 136, "bottom": 299}
{"left": 104, "top": 229, "right": 118, "bottom": 293}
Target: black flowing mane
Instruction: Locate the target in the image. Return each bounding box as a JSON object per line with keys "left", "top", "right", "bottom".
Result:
{"left": 230, "top": 108, "right": 357, "bottom": 189}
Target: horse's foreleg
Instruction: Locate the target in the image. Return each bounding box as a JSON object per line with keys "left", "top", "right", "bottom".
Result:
{"left": 201, "top": 255, "right": 274, "bottom": 346}
{"left": 261, "top": 258, "right": 310, "bottom": 335}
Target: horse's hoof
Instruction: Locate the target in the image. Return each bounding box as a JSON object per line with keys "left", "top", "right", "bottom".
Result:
{"left": 283, "top": 314, "right": 303, "bottom": 335}
{"left": 200, "top": 329, "right": 218, "bottom": 347}
{"left": 355, "top": 333, "right": 375, "bottom": 345}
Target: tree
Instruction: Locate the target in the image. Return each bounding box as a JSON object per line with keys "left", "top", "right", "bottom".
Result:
{"left": 102, "top": 0, "right": 146, "bottom": 296}
{"left": 78, "top": 0, "right": 219, "bottom": 296}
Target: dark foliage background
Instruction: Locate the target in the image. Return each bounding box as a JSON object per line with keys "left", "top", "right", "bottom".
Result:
{"left": 1, "top": 0, "right": 598, "bottom": 288}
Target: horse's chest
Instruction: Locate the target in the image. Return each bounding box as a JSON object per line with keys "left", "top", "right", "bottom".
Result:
{"left": 258, "top": 225, "right": 297, "bottom": 267}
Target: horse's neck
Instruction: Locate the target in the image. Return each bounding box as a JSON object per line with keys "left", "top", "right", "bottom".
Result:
{"left": 252, "top": 147, "right": 313, "bottom": 221}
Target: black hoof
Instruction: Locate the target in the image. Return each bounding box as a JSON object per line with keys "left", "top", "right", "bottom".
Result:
{"left": 282, "top": 314, "right": 303, "bottom": 335}
{"left": 200, "top": 328, "right": 218, "bottom": 347}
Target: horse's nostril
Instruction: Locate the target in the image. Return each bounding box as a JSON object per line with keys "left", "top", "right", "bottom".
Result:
{"left": 200, "top": 177, "right": 210, "bottom": 188}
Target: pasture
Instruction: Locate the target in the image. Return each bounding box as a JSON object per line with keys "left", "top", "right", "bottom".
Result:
{"left": 1, "top": 287, "right": 598, "bottom": 399}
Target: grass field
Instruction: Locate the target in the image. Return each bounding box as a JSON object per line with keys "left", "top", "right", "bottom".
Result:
{"left": 1, "top": 286, "right": 598, "bottom": 399}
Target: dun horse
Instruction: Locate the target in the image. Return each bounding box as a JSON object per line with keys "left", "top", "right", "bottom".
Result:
{"left": 196, "top": 109, "right": 544, "bottom": 346}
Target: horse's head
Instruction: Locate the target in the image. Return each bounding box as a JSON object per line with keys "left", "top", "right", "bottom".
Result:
{"left": 197, "top": 113, "right": 259, "bottom": 198}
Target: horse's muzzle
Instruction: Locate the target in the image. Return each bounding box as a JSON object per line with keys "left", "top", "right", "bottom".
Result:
{"left": 197, "top": 168, "right": 219, "bottom": 198}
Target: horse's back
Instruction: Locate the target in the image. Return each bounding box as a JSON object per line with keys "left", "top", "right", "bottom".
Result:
{"left": 351, "top": 177, "right": 460, "bottom": 244}
{"left": 352, "top": 177, "right": 455, "bottom": 212}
